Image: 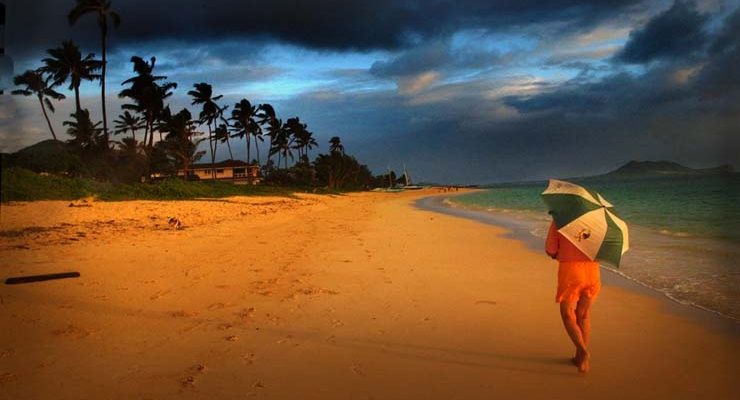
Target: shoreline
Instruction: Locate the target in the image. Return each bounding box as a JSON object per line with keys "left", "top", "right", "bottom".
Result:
{"left": 416, "top": 193, "right": 740, "bottom": 333}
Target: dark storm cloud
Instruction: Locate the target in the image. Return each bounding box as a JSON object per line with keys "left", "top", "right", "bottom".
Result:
{"left": 615, "top": 0, "right": 708, "bottom": 63}
{"left": 697, "top": 8, "right": 740, "bottom": 98}
{"left": 500, "top": 6, "right": 740, "bottom": 175}
{"left": 6, "top": 0, "right": 642, "bottom": 61}
{"left": 505, "top": 68, "right": 691, "bottom": 115}
{"left": 369, "top": 39, "right": 508, "bottom": 78}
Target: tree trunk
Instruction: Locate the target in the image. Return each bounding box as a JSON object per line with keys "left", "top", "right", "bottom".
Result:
{"left": 266, "top": 137, "right": 273, "bottom": 166}
{"left": 148, "top": 117, "right": 155, "bottom": 148}
{"left": 213, "top": 139, "right": 219, "bottom": 179}
{"left": 100, "top": 27, "right": 109, "bottom": 149}
{"left": 226, "top": 136, "right": 233, "bottom": 160}
{"left": 246, "top": 134, "right": 251, "bottom": 165}
{"left": 38, "top": 96, "right": 58, "bottom": 141}
{"left": 254, "top": 137, "right": 260, "bottom": 165}
{"left": 208, "top": 123, "right": 216, "bottom": 180}
{"left": 246, "top": 134, "right": 252, "bottom": 183}
{"left": 74, "top": 85, "right": 81, "bottom": 114}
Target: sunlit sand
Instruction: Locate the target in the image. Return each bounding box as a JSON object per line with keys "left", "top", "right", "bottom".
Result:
{"left": 0, "top": 190, "right": 737, "bottom": 398}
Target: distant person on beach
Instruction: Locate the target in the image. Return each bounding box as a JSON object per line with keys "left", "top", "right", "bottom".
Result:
{"left": 545, "top": 220, "right": 601, "bottom": 373}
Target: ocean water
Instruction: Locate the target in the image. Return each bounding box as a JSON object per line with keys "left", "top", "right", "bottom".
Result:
{"left": 448, "top": 176, "right": 740, "bottom": 320}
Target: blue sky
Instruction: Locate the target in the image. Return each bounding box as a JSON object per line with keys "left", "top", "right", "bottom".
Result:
{"left": 1, "top": 0, "right": 738, "bottom": 183}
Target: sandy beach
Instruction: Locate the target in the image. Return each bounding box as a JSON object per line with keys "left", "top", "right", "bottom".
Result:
{"left": 0, "top": 189, "right": 738, "bottom": 399}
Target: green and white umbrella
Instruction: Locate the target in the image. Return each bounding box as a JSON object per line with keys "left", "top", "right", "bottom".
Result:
{"left": 541, "top": 179, "right": 629, "bottom": 267}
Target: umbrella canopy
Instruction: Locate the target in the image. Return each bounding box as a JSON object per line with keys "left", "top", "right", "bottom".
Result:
{"left": 541, "top": 179, "right": 629, "bottom": 267}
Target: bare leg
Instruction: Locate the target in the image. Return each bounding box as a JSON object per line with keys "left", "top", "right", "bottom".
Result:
{"left": 575, "top": 296, "right": 594, "bottom": 372}
{"left": 559, "top": 301, "right": 588, "bottom": 372}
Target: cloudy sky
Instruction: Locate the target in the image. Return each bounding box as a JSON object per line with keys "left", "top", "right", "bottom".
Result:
{"left": 0, "top": 0, "right": 737, "bottom": 183}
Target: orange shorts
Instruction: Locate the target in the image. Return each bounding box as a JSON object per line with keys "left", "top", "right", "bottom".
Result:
{"left": 556, "top": 261, "right": 601, "bottom": 303}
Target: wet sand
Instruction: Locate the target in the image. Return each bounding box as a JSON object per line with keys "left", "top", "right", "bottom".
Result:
{"left": 0, "top": 190, "right": 738, "bottom": 399}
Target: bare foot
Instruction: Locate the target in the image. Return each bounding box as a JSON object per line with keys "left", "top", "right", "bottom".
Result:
{"left": 577, "top": 351, "right": 590, "bottom": 373}
{"left": 571, "top": 349, "right": 583, "bottom": 366}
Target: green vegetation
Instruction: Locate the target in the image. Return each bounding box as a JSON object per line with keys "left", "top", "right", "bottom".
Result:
{"left": 1, "top": 167, "right": 299, "bottom": 202}
{"left": 7, "top": 0, "right": 383, "bottom": 199}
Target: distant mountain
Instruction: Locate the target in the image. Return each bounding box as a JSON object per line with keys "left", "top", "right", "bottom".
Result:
{"left": 1, "top": 140, "right": 80, "bottom": 173}
{"left": 588, "top": 160, "right": 735, "bottom": 180}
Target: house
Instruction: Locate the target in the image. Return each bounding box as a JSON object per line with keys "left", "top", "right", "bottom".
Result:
{"left": 177, "top": 159, "right": 261, "bottom": 184}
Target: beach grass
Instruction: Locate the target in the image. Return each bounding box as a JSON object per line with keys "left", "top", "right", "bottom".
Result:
{"left": 0, "top": 167, "right": 313, "bottom": 202}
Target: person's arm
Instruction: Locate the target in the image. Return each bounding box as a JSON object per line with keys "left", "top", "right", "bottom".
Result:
{"left": 545, "top": 221, "right": 559, "bottom": 259}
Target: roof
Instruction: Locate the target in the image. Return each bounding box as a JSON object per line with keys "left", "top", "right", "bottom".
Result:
{"left": 188, "top": 159, "right": 258, "bottom": 169}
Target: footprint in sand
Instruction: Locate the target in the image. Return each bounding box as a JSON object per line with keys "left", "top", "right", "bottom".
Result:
{"left": 0, "top": 372, "right": 17, "bottom": 384}
{"left": 180, "top": 364, "right": 206, "bottom": 389}
{"left": 170, "top": 310, "right": 198, "bottom": 318}
{"left": 331, "top": 319, "right": 345, "bottom": 328}
{"left": 236, "top": 307, "right": 256, "bottom": 321}
{"left": 207, "top": 302, "right": 232, "bottom": 310}
{"left": 51, "top": 324, "right": 91, "bottom": 339}
{"left": 350, "top": 364, "right": 365, "bottom": 377}
{"left": 241, "top": 353, "right": 257, "bottom": 365}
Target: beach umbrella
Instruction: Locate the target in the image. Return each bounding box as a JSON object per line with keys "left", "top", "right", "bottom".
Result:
{"left": 541, "top": 179, "right": 629, "bottom": 267}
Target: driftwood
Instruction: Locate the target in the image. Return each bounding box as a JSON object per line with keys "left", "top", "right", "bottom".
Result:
{"left": 4, "top": 272, "right": 81, "bottom": 285}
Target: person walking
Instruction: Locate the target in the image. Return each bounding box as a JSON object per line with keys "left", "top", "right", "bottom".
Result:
{"left": 545, "top": 220, "right": 601, "bottom": 373}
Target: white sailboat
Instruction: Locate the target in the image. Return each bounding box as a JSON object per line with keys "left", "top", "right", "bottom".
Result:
{"left": 402, "top": 164, "right": 423, "bottom": 190}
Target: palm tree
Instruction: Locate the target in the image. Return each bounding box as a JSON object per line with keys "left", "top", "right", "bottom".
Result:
{"left": 64, "top": 109, "right": 103, "bottom": 154}
{"left": 258, "top": 103, "right": 282, "bottom": 167}
{"left": 115, "top": 136, "right": 143, "bottom": 155}
{"left": 230, "top": 99, "right": 262, "bottom": 166}
{"left": 286, "top": 117, "right": 318, "bottom": 161}
{"left": 329, "top": 136, "right": 344, "bottom": 154}
{"left": 303, "top": 129, "right": 318, "bottom": 160}
{"left": 119, "top": 56, "right": 177, "bottom": 149}
{"left": 68, "top": 0, "right": 121, "bottom": 148}
{"left": 41, "top": 40, "right": 101, "bottom": 114}
{"left": 113, "top": 110, "right": 144, "bottom": 143}
{"left": 159, "top": 107, "right": 204, "bottom": 173}
{"left": 270, "top": 120, "right": 295, "bottom": 169}
{"left": 188, "top": 82, "right": 225, "bottom": 179}
{"left": 12, "top": 69, "right": 66, "bottom": 140}
{"left": 214, "top": 123, "right": 232, "bottom": 160}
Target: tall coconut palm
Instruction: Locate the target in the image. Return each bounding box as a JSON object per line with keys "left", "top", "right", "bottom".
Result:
{"left": 230, "top": 98, "right": 262, "bottom": 166}
{"left": 68, "top": 0, "right": 121, "bottom": 149}
{"left": 119, "top": 56, "right": 176, "bottom": 149}
{"left": 188, "top": 82, "right": 225, "bottom": 179}
{"left": 113, "top": 110, "right": 144, "bottom": 143}
{"left": 41, "top": 40, "right": 101, "bottom": 114}
{"left": 12, "top": 69, "right": 66, "bottom": 140}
